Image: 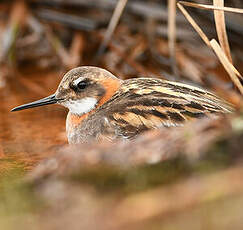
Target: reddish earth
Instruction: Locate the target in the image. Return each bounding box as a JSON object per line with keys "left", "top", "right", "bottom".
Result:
{"left": 0, "top": 70, "right": 67, "bottom": 171}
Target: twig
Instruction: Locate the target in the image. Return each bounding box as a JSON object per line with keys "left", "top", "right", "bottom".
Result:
{"left": 177, "top": 1, "right": 243, "bottom": 95}
{"left": 210, "top": 39, "right": 243, "bottom": 94}
{"left": 36, "top": 9, "right": 97, "bottom": 31}
{"left": 45, "top": 26, "right": 70, "bottom": 68}
{"left": 31, "top": 0, "right": 186, "bottom": 22}
{"left": 177, "top": 3, "right": 211, "bottom": 47}
{"left": 213, "top": 0, "right": 233, "bottom": 63}
{"left": 68, "top": 32, "right": 84, "bottom": 69}
{"left": 95, "top": 0, "right": 128, "bottom": 61}
{"left": 168, "top": 0, "right": 179, "bottom": 77}
{"left": 0, "top": 0, "right": 28, "bottom": 62}
{"left": 179, "top": 1, "right": 243, "bottom": 14}
{"left": 109, "top": 43, "right": 150, "bottom": 76}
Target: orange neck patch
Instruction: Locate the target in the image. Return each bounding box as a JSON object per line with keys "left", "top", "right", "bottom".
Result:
{"left": 98, "top": 77, "right": 121, "bottom": 107}
{"left": 67, "top": 77, "right": 121, "bottom": 127}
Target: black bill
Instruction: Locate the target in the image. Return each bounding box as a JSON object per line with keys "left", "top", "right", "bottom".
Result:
{"left": 11, "top": 94, "right": 58, "bottom": 112}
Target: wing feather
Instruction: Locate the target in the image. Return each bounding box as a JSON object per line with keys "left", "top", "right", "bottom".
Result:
{"left": 98, "top": 78, "right": 233, "bottom": 139}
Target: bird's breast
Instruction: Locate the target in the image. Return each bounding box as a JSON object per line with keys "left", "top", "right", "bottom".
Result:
{"left": 66, "top": 112, "right": 89, "bottom": 143}
{"left": 66, "top": 111, "right": 107, "bottom": 143}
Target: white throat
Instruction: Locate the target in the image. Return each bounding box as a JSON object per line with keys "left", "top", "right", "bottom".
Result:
{"left": 63, "top": 97, "right": 97, "bottom": 115}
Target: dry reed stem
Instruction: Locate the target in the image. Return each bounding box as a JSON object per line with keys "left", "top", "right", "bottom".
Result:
{"left": 177, "top": 3, "right": 211, "bottom": 47}
{"left": 210, "top": 39, "right": 243, "bottom": 94}
{"left": 213, "top": 0, "right": 233, "bottom": 63}
{"left": 96, "top": 0, "right": 128, "bottom": 59}
{"left": 109, "top": 43, "right": 149, "bottom": 76}
{"left": 0, "top": 0, "right": 28, "bottom": 61}
{"left": 68, "top": 32, "right": 84, "bottom": 69}
{"left": 179, "top": 1, "right": 243, "bottom": 14}
{"left": 168, "top": 0, "right": 178, "bottom": 77}
{"left": 9, "top": 0, "right": 28, "bottom": 26}
{"left": 177, "top": 2, "right": 243, "bottom": 95}
{"left": 45, "top": 26, "right": 70, "bottom": 68}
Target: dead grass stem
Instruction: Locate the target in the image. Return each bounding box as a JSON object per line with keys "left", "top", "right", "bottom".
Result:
{"left": 177, "top": 1, "right": 243, "bottom": 95}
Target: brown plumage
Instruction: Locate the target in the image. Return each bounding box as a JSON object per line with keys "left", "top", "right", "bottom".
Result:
{"left": 11, "top": 66, "right": 233, "bottom": 144}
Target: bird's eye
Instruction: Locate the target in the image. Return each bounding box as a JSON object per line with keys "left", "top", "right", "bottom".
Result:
{"left": 71, "top": 78, "right": 90, "bottom": 92}
{"left": 77, "top": 80, "right": 88, "bottom": 90}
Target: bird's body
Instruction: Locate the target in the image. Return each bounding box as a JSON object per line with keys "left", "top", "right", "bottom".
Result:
{"left": 12, "top": 66, "right": 233, "bottom": 144}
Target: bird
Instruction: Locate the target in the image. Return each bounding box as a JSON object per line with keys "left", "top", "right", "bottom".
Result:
{"left": 11, "top": 66, "right": 233, "bottom": 144}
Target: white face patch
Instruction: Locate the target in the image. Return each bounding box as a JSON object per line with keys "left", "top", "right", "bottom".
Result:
{"left": 61, "top": 97, "right": 97, "bottom": 115}
{"left": 73, "top": 77, "right": 84, "bottom": 86}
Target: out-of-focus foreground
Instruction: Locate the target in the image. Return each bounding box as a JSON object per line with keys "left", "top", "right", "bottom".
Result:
{"left": 0, "top": 0, "right": 243, "bottom": 229}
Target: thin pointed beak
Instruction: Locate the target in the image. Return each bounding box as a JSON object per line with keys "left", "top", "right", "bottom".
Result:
{"left": 11, "top": 94, "right": 58, "bottom": 112}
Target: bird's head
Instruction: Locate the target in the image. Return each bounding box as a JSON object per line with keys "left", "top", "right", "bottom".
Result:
{"left": 11, "top": 66, "right": 122, "bottom": 115}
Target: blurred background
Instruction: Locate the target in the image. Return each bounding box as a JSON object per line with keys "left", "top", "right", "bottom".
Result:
{"left": 0, "top": 0, "right": 243, "bottom": 229}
